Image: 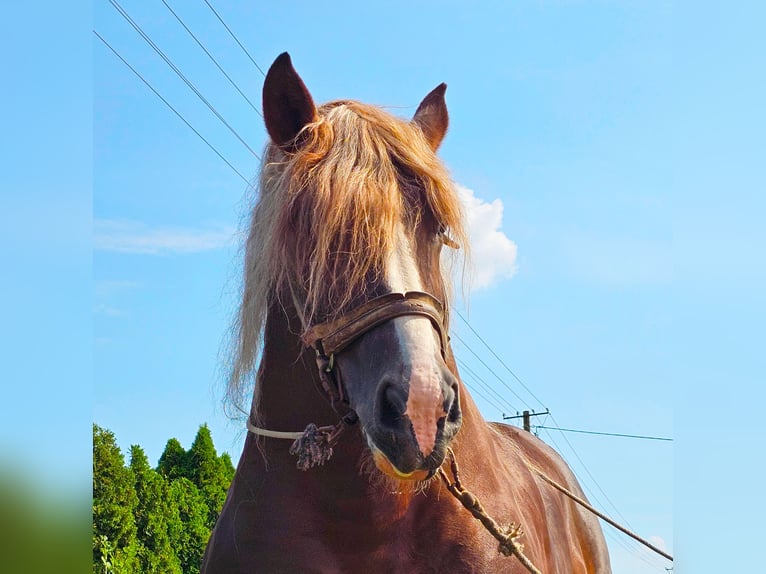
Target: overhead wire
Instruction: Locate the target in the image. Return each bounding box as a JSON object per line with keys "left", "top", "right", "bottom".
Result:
{"left": 455, "top": 309, "right": 547, "bottom": 409}
{"left": 459, "top": 380, "right": 507, "bottom": 417}
{"left": 453, "top": 313, "right": 671, "bottom": 566}
{"left": 160, "top": 0, "right": 263, "bottom": 118}
{"left": 201, "top": 0, "right": 266, "bottom": 76}
{"left": 456, "top": 357, "right": 519, "bottom": 414}
{"left": 451, "top": 332, "right": 533, "bottom": 410}
{"left": 94, "top": 30, "right": 250, "bottom": 185}
{"left": 108, "top": 0, "right": 261, "bottom": 159}
{"left": 453, "top": 313, "right": 637, "bottom": 523}
{"left": 452, "top": 332, "right": 666, "bottom": 567}
{"left": 457, "top": 362, "right": 516, "bottom": 415}
{"left": 540, "top": 428, "right": 668, "bottom": 570}
{"left": 547, "top": 411, "right": 637, "bottom": 529}
{"left": 535, "top": 426, "right": 673, "bottom": 442}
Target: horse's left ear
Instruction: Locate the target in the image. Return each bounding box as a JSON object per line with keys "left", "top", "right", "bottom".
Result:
{"left": 412, "top": 83, "right": 448, "bottom": 151}
{"left": 263, "top": 52, "right": 318, "bottom": 149}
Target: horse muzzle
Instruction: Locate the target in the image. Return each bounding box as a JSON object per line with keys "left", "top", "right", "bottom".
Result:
{"left": 364, "top": 374, "right": 461, "bottom": 481}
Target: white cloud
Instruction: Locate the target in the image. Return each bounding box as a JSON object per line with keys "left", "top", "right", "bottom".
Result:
{"left": 94, "top": 219, "right": 237, "bottom": 255}
{"left": 454, "top": 184, "right": 518, "bottom": 290}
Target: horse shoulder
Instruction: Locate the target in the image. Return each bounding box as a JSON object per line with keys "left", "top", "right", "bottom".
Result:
{"left": 487, "top": 422, "right": 612, "bottom": 574}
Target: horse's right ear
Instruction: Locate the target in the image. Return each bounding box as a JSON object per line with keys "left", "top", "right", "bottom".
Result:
{"left": 263, "top": 52, "right": 317, "bottom": 149}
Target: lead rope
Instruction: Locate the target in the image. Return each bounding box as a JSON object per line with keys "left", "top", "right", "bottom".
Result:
{"left": 438, "top": 448, "right": 542, "bottom": 574}
{"left": 528, "top": 464, "right": 673, "bottom": 562}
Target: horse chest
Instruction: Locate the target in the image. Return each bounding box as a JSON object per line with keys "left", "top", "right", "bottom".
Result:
{"left": 206, "top": 468, "right": 513, "bottom": 573}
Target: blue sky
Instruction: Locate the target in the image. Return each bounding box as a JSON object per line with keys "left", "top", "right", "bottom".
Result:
{"left": 3, "top": 2, "right": 765, "bottom": 573}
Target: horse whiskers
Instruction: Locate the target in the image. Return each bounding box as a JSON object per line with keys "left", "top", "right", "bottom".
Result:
{"left": 357, "top": 449, "right": 435, "bottom": 498}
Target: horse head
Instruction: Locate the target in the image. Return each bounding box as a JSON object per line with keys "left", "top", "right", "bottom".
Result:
{"left": 255, "top": 52, "right": 466, "bottom": 481}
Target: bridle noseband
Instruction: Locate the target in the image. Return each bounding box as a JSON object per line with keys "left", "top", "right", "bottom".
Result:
{"left": 301, "top": 290, "right": 450, "bottom": 409}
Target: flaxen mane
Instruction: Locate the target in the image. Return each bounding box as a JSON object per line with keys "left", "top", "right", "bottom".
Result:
{"left": 226, "top": 100, "right": 467, "bottom": 415}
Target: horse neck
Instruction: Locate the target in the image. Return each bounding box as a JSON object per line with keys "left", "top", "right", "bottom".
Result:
{"left": 250, "top": 298, "right": 339, "bottom": 433}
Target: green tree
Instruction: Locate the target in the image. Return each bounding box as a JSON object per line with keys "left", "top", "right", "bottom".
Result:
{"left": 130, "top": 445, "right": 182, "bottom": 574}
{"left": 92, "top": 424, "right": 140, "bottom": 573}
{"left": 187, "top": 424, "right": 230, "bottom": 528}
{"left": 167, "top": 477, "right": 211, "bottom": 574}
{"left": 93, "top": 423, "right": 234, "bottom": 573}
{"left": 219, "top": 452, "right": 236, "bottom": 484}
{"left": 157, "top": 438, "right": 188, "bottom": 481}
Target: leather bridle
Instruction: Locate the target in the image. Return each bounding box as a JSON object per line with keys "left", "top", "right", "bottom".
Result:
{"left": 298, "top": 290, "right": 450, "bottom": 410}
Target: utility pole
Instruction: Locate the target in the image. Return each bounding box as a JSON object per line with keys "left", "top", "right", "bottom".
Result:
{"left": 502, "top": 409, "right": 550, "bottom": 432}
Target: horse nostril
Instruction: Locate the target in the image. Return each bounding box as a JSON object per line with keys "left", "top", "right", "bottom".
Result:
{"left": 445, "top": 380, "right": 461, "bottom": 424}
{"left": 378, "top": 382, "right": 407, "bottom": 430}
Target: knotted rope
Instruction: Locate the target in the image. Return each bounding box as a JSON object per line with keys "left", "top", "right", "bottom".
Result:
{"left": 438, "top": 449, "right": 542, "bottom": 574}
{"left": 287, "top": 412, "right": 359, "bottom": 471}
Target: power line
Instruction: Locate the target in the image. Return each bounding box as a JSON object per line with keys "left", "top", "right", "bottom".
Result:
{"left": 452, "top": 332, "right": 533, "bottom": 410}
{"left": 460, "top": 377, "right": 509, "bottom": 416}
{"left": 160, "top": 0, "right": 263, "bottom": 117}
{"left": 532, "top": 467, "right": 673, "bottom": 562}
{"left": 546, "top": 412, "right": 637, "bottom": 532}
{"left": 94, "top": 30, "right": 250, "bottom": 185}
{"left": 456, "top": 357, "right": 519, "bottom": 413}
{"left": 453, "top": 312, "right": 647, "bottom": 545}
{"left": 456, "top": 358, "right": 518, "bottom": 414}
{"left": 454, "top": 322, "right": 652, "bottom": 557}
{"left": 455, "top": 359, "right": 661, "bottom": 565}
{"left": 538, "top": 428, "right": 666, "bottom": 571}
{"left": 535, "top": 426, "right": 673, "bottom": 442}
{"left": 453, "top": 331, "right": 663, "bottom": 563}
{"left": 455, "top": 309, "right": 547, "bottom": 409}
{"left": 460, "top": 380, "right": 507, "bottom": 417}
{"left": 108, "top": 0, "right": 261, "bottom": 159}
{"left": 201, "top": 0, "right": 266, "bottom": 76}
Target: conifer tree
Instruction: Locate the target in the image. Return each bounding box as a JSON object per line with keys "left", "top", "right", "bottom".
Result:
{"left": 167, "top": 477, "right": 211, "bottom": 574}
{"left": 93, "top": 423, "right": 234, "bottom": 573}
{"left": 157, "top": 437, "right": 188, "bottom": 480}
{"left": 130, "top": 445, "right": 182, "bottom": 574}
{"left": 219, "top": 452, "right": 236, "bottom": 485}
{"left": 187, "top": 424, "right": 230, "bottom": 528}
{"left": 92, "top": 424, "right": 140, "bottom": 573}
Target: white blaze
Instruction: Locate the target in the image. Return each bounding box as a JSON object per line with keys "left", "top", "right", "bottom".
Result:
{"left": 386, "top": 225, "right": 444, "bottom": 457}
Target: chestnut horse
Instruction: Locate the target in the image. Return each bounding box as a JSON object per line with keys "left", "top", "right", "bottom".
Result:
{"left": 202, "top": 53, "right": 611, "bottom": 573}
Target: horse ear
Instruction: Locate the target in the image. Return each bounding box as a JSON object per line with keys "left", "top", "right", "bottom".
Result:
{"left": 263, "top": 52, "right": 317, "bottom": 149}
{"left": 412, "top": 83, "right": 448, "bottom": 151}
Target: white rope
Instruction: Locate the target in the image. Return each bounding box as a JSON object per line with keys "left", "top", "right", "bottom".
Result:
{"left": 246, "top": 419, "right": 304, "bottom": 440}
